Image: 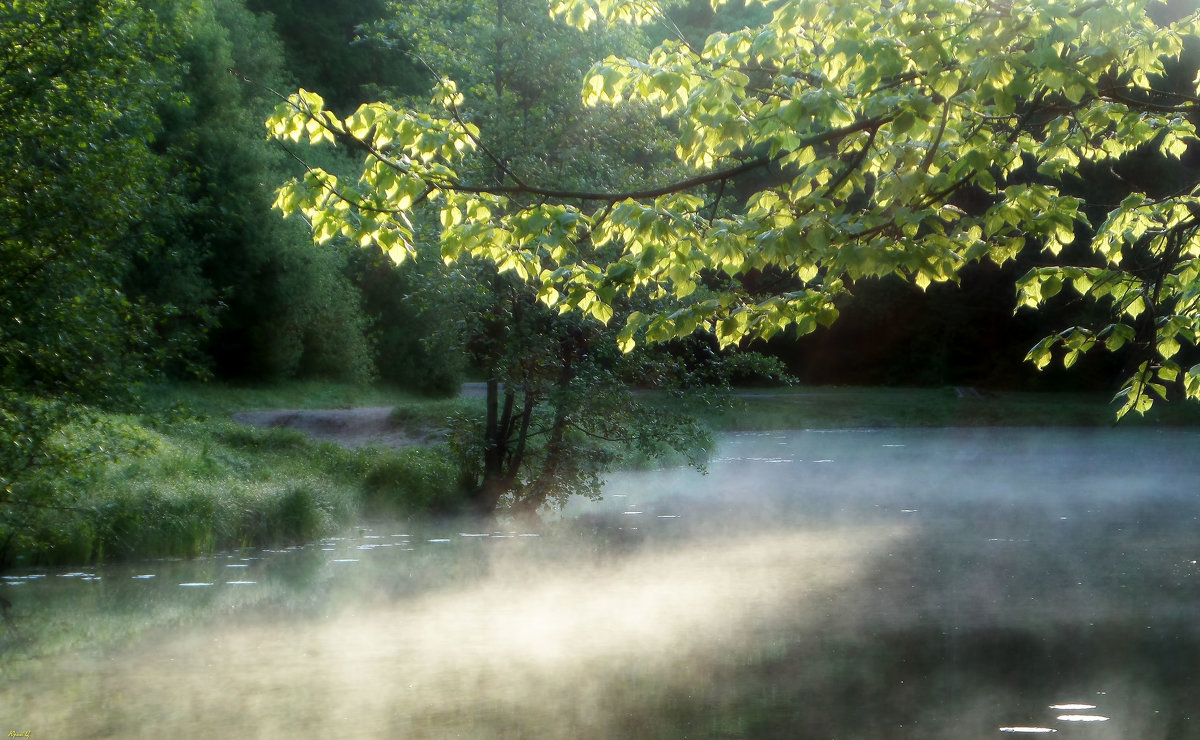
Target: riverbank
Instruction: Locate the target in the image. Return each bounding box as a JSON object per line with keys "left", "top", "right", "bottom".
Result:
{"left": 1, "top": 383, "right": 474, "bottom": 569}
{"left": 7, "top": 381, "right": 1199, "bottom": 570}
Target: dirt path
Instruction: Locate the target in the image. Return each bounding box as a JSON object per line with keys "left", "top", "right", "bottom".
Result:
{"left": 228, "top": 384, "right": 855, "bottom": 451}
{"left": 231, "top": 406, "right": 428, "bottom": 449}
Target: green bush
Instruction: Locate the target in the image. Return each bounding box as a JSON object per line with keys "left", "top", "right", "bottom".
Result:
{"left": 92, "top": 487, "right": 223, "bottom": 561}
{"left": 216, "top": 424, "right": 310, "bottom": 453}
{"left": 362, "top": 447, "right": 468, "bottom": 515}
{"left": 241, "top": 482, "right": 355, "bottom": 547}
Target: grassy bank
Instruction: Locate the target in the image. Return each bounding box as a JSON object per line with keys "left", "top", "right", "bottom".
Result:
{"left": 3, "top": 381, "right": 1199, "bottom": 671}
{"left": 5, "top": 383, "right": 474, "bottom": 568}
{"left": 8, "top": 381, "right": 1200, "bottom": 568}
{"left": 697, "top": 385, "right": 1200, "bottom": 430}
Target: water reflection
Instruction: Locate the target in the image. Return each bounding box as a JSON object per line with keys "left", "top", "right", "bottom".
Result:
{"left": 2, "top": 428, "right": 1199, "bottom": 738}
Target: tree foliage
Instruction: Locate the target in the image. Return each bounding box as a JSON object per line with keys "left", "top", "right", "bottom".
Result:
{"left": 0, "top": 0, "right": 383, "bottom": 559}
{"left": 269, "top": 0, "right": 1200, "bottom": 419}
{"left": 0, "top": 0, "right": 183, "bottom": 558}
{"left": 245, "top": 0, "right": 424, "bottom": 111}
{"left": 345, "top": 0, "right": 722, "bottom": 517}
{"left": 0, "top": 0, "right": 180, "bottom": 399}
{"left": 148, "top": 0, "right": 376, "bottom": 383}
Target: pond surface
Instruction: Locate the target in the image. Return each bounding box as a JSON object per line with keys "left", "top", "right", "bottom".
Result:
{"left": 2, "top": 427, "right": 1199, "bottom": 738}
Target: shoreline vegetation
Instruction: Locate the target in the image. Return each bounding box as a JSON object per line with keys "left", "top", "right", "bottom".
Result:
{"left": 5, "top": 381, "right": 1200, "bottom": 572}
{"left": 2, "top": 381, "right": 1199, "bottom": 669}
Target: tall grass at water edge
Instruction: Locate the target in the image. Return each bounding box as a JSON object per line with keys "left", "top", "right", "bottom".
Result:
{"left": 5, "top": 380, "right": 1200, "bottom": 675}
{"left": 13, "top": 381, "right": 1200, "bottom": 568}
{"left": 6, "top": 382, "right": 474, "bottom": 568}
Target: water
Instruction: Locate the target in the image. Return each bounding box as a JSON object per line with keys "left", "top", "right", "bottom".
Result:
{"left": 2, "top": 428, "right": 1198, "bottom": 738}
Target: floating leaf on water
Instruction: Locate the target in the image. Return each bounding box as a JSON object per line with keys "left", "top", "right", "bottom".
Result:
{"left": 1049, "top": 704, "right": 1097, "bottom": 711}
{"left": 999, "top": 728, "right": 1056, "bottom": 734}
{"left": 1056, "top": 715, "right": 1109, "bottom": 723}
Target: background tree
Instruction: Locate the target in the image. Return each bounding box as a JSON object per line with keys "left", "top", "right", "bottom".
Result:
{"left": 0, "top": 0, "right": 181, "bottom": 554}
{"left": 2, "top": 0, "right": 383, "bottom": 558}
{"left": 246, "top": 0, "right": 424, "bottom": 113}
{"left": 0, "top": 0, "right": 179, "bottom": 400}
{"left": 142, "top": 0, "right": 376, "bottom": 382}
{"left": 274, "top": 0, "right": 741, "bottom": 517}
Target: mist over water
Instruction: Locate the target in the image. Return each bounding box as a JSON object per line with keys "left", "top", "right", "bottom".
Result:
{"left": 3, "top": 427, "right": 1199, "bottom": 738}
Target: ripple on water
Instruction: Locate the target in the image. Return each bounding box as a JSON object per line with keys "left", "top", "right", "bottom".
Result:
{"left": 999, "top": 728, "right": 1056, "bottom": 734}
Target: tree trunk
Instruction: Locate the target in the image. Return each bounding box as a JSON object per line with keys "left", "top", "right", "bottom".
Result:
{"left": 473, "top": 377, "right": 538, "bottom": 517}
{"left": 513, "top": 351, "right": 575, "bottom": 520}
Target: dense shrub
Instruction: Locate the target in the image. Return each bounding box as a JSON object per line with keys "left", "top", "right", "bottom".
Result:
{"left": 362, "top": 447, "right": 469, "bottom": 516}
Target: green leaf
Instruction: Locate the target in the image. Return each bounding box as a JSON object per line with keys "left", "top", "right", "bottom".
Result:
{"left": 892, "top": 111, "right": 916, "bottom": 135}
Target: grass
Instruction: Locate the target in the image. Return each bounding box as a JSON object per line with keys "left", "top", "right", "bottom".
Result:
{"left": 136, "top": 379, "right": 471, "bottom": 418}
{"left": 4, "top": 382, "right": 476, "bottom": 569}
{"left": 10, "top": 380, "right": 1200, "bottom": 569}
{"left": 4, "top": 379, "right": 1200, "bottom": 675}
{"left": 693, "top": 385, "right": 1200, "bottom": 430}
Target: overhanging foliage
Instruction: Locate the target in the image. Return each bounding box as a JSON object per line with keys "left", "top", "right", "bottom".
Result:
{"left": 268, "top": 0, "right": 1200, "bottom": 418}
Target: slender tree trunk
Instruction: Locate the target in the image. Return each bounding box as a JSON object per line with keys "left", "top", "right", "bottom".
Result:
{"left": 514, "top": 351, "right": 575, "bottom": 521}
{"left": 475, "top": 376, "right": 509, "bottom": 515}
